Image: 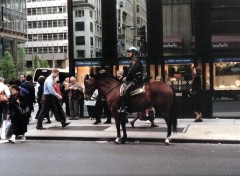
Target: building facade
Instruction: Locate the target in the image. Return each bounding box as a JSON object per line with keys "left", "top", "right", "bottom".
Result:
{"left": 0, "top": 0, "right": 27, "bottom": 64}
{"left": 25, "top": 0, "right": 68, "bottom": 68}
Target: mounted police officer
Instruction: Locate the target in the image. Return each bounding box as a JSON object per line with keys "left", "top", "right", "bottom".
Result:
{"left": 118, "top": 46, "right": 143, "bottom": 114}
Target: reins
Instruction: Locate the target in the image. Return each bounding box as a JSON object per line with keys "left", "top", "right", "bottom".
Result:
{"left": 101, "top": 82, "right": 121, "bottom": 99}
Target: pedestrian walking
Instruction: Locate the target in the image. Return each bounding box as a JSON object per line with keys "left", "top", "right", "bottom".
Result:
{"left": 0, "top": 77, "right": 11, "bottom": 139}
{"left": 8, "top": 85, "right": 29, "bottom": 143}
{"left": 189, "top": 67, "right": 203, "bottom": 122}
{"left": 35, "top": 76, "right": 51, "bottom": 123}
{"left": 20, "top": 75, "right": 36, "bottom": 123}
{"left": 36, "top": 68, "right": 70, "bottom": 130}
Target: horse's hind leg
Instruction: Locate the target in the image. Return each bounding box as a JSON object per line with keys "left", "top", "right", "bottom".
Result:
{"left": 163, "top": 113, "right": 172, "bottom": 145}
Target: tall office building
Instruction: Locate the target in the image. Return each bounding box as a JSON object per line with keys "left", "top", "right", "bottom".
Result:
{"left": 25, "top": 0, "right": 68, "bottom": 68}
{"left": 0, "top": 1, "right": 27, "bottom": 64}
{"left": 73, "top": 0, "right": 102, "bottom": 59}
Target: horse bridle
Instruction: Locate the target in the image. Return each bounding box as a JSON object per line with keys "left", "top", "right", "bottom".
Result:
{"left": 101, "top": 82, "right": 121, "bottom": 99}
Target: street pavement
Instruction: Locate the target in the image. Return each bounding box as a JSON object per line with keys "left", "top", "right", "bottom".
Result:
{"left": 1, "top": 103, "right": 240, "bottom": 144}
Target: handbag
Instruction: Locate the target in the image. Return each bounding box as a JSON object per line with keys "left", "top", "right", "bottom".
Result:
{"left": 0, "top": 92, "right": 8, "bottom": 103}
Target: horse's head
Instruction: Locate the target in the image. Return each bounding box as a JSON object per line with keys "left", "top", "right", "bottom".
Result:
{"left": 84, "top": 74, "right": 96, "bottom": 100}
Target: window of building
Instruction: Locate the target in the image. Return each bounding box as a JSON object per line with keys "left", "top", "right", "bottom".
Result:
{"left": 43, "top": 34, "right": 48, "bottom": 41}
{"left": 43, "top": 21, "right": 47, "bottom": 27}
{"left": 37, "top": 21, "right": 42, "bottom": 28}
{"left": 213, "top": 58, "right": 240, "bottom": 90}
{"left": 76, "top": 36, "right": 85, "bottom": 45}
{"left": 64, "top": 33, "right": 67, "bottom": 40}
{"left": 59, "top": 33, "right": 63, "bottom": 40}
{"left": 137, "top": 17, "right": 140, "bottom": 24}
{"left": 47, "top": 7, "right": 52, "bottom": 14}
{"left": 32, "top": 21, "right": 37, "bottom": 28}
{"left": 28, "top": 34, "right": 32, "bottom": 42}
{"left": 28, "top": 48, "right": 33, "bottom": 54}
{"left": 90, "top": 22, "right": 93, "bottom": 32}
{"left": 43, "top": 47, "right": 48, "bottom": 53}
{"left": 48, "top": 20, "right": 52, "bottom": 27}
{"left": 75, "top": 22, "right": 84, "bottom": 31}
{"left": 53, "top": 20, "right": 57, "bottom": 27}
{"left": 58, "top": 20, "right": 64, "bottom": 27}
{"left": 119, "top": 2, "right": 123, "bottom": 8}
{"left": 38, "top": 47, "right": 42, "bottom": 54}
{"left": 90, "top": 11, "right": 93, "bottom": 18}
{"left": 33, "top": 34, "right": 38, "bottom": 41}
{"left": 48, "top": 33, "right": 53, "bottom": 41}
{"left": 90, "top": 37, "right": 93, "bottom": 46}
{"left": 75, "top": 10, "right": 84, "bottom": 17}
{"left": 38, "top": 34, "right": 43, "bottom": 41}
{"left": 136, "top": 5, "right": 140, "bottom": 12}
{"left": 32, "top": 8, "right": 36, "bottom": 15}
{"left": 52, "top": 7, "right": 57, "bottom": 14}
{"left": 164, "top": 59, "right": 194, "bottom": 91}
{"left": 77, "top": 50, "right": 85, "bottom": 58}
{"left": 27, "top": 8, "right": 31, "bottom": 15}
{"left": 42, "top": 7, "right": 46, "bottom": 14}
{"left": 36, "top": 7, "right": 41, "bottom": 15}
{"left": 53, "top": 33, "right": 58, "bottom": 40}
{"left": 48, "top": 47, "right": 53, "bottom": 53}
{"left": 28, "top": 21, "right": 32, "bottom": 28}
{"left": 58, "top": 7, "right": 63, "bottom": 13}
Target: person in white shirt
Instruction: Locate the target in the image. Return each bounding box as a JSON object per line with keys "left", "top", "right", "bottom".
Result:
{"left": 0, "top": 77, "right": 11, "bottom": 139}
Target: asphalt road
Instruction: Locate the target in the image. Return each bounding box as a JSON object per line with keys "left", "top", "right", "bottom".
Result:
{"left": 0, "top": 141, "right": 240, "bottom": 176}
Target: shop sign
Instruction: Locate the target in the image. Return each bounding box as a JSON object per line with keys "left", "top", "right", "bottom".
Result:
{"left": 214, "top": 57, "right": 240, "bottom": 63}
{"left": 212, "top": 42, "right": 229, "bottom": 48}
{"left": 165, "top": 58, "right": 193, "bottom": 64}
{"left": 75, "top": 61, "right": 101, "bottom": 66}
{"left": 119, "top": 60, "right": 146, "bottom": 65}
{"left": 163, "top": 42, "right": 182, "bottom": 49}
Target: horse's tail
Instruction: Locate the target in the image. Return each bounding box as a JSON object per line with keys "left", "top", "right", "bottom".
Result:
{"left": 170, "top": 91, "right": 178, "bottom": 132}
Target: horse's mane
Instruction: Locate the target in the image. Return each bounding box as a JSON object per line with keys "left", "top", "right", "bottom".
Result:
{"left": 93, "top": 73, "right": 121, "bottom": 83}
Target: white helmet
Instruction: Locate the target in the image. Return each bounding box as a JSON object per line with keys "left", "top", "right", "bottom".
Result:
{"left": 127, "top": 46, "right": 138, "bottom": 55}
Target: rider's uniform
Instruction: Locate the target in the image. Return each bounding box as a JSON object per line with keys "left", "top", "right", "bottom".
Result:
{"left": 124, "top": 58, "right": 143, "bottom": 95}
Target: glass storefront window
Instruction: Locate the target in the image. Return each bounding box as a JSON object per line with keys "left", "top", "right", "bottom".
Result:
{"left": 213, "top": 58, "right": 240, "bottom": 90}
{"left": 165, "top": 58, "right": 194, "bottom": 91}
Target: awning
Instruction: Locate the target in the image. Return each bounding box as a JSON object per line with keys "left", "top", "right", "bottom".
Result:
{"left": 163, "top": 35, "right": 183, "bottom": 49}
{"left": 192, "top": 35, "right": 240, "bottom": 51}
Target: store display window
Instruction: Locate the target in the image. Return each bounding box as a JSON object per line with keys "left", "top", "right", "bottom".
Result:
{"left": 165, "top": 58, "right": 194, "bottom": 91}
{"left": 213, "top": 58, "right": 240, "bottom": 90}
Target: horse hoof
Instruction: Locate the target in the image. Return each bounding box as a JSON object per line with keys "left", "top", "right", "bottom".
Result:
{"left": 164, "top": 137, "right": 171, "bottom": 145}
{"left": 115, "top": 137, "right": 122, "bottom": 144}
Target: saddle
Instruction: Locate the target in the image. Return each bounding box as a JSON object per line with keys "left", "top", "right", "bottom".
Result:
{"left": 120, "top": 84, "right": 145, "bottom": 96}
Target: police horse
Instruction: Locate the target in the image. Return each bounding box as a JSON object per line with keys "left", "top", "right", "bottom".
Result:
{"left": 84, "top": 74, "right": 177, "bottom": 145}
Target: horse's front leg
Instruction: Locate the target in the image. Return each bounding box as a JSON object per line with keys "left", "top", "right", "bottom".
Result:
{"left": 114, "top": 116, "right": 122, "bottom": 144}
{"left": 120, "top": 114, "right": 127, "bottom": 144}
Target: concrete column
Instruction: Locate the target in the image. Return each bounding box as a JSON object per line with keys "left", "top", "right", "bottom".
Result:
{"left": 101, "top": 0, "right": 117, "bottom": 72}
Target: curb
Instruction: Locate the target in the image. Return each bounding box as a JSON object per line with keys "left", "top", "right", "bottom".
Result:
{"left": 26, "top": 136, "right": 240, "bottom": 144}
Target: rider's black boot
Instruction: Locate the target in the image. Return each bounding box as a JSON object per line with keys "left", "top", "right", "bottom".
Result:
{"left": 118, "top": 96, "right": 127, "bottom": 114}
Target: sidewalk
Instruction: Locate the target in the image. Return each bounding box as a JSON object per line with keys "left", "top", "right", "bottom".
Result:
{"left": 24, "top": 117, "right": 240, "bottom": 144}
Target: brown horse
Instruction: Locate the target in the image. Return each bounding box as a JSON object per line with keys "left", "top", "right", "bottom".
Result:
{"left": 84, "top": 74, "right": 177, "bottom": 144}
